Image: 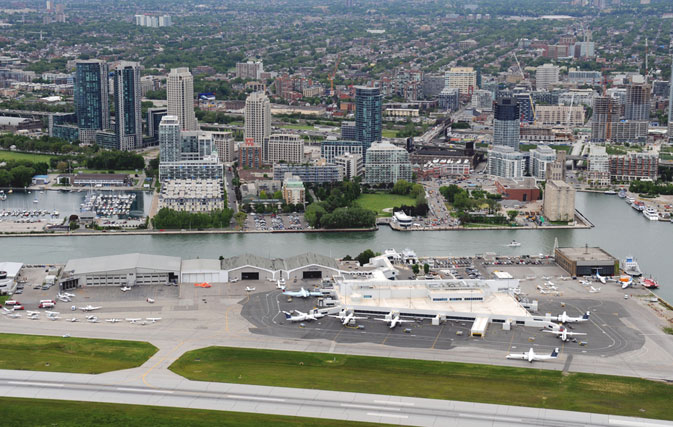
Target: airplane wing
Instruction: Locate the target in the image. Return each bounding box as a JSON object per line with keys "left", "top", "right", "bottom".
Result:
{"left": 506, "top": 352, "right": 528, "bottom": 360}
{"left": 542, "top": 330, "right": 562, "bottom": 335}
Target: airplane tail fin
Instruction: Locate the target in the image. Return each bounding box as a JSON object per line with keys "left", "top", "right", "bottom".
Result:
{"left": 283, "top": 311, "right": 291, "bottom": 319}
{"left": 551, "top": 348, "right": 559, "bottom": 358}
{"left": 583, "top": 311, "right": 590, "bottom": 320}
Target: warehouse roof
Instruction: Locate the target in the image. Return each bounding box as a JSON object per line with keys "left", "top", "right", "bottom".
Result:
{"left": 555, "top": 247, "right": 616, "bottom": 262}
{"left": 284, "top": 253, "right": 341, "bottom": 271}
{"left": 64, "top": 253, "right": 181, "bottom": 275}
{"left": 181, "top": 259, "right": 221, "bottom": 272}
{"left": 220, "top": 254, "right": 284, "bottom": 271}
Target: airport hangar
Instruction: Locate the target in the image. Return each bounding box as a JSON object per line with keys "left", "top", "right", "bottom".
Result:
{"left": 59, "top": 253, "right": 346, "bottom": 287}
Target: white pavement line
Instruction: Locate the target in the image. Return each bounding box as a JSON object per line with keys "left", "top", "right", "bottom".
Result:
{"left": 116, "top": 387, "right": 174, "bottom": 394}
{"left": 366, "top": 413, "right": 409, "bottom": 419}
{"left": 458, "top": 413, "right": 523, "bottom": 423}
{"left": 609, "top": 420, "right": 670, "bottom": 427}
{"left": 340, "top": 403, "right": 401, "bottom": 411}
{"left": 7, "top": 381, "right": 63, "bottom": 387}
{"left": 226, "top": 394, "right": 285, "bottom": 403}
{"left": 373, "top": 400, "right": 415, "bottom": 407}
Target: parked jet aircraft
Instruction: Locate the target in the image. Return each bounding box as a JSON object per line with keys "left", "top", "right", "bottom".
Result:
{"left": 47, "top": 315, "right": 61, "bottom": 321}
{"left": 282, "top": 287, "right": 323, "bottom": 298}
{"left": 26, "top": 311, "right": 39, "bottom": 316}
{"left": 506, "top": 347, "right": 559, "bottom": 363}
{"left": 556, "top": 311, "right": 590, "bottom": 324}
{"left": 544, "top": 328, "right": 587, "bottom": 342}
{"left": 329, "top": 308, "right": 367, "bottom": 326}
{"left": 374, "top": 311, "right": 415, "bottom": 329}
{"left": 79, "top": 305, "right": 101, "bottom": 312}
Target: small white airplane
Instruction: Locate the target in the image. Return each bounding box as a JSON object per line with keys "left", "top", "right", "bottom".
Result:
{"left": 121, "top": 286, "right": 132, "bottom": 292}
{"left": 579, "top": 279, "right": 592, "bottom": 286}
{"left": 7, "top": 313, "right": 21, "bottom": 318}
{"left": 46, "top": 311, "right": 60, "bottom": 317}
{"left": 506, "top": 347, "right": 559, "bottom": 363}
{"left": 146, "top": 298, "right": 155, "bottom": 304}
{"left": 245, "top": 286, "right": 256, "bottom": 292}
{"left": 276, "top": 281, "right": 286, "bottom": 291}
{"left": 283, "top": 309, "right": 325, "bottom": 322}
{"left": 589, "top": 286, "right": 601, "bottom": 293}
{"left": 556, "top": 311, "right": 590, "bottom": 324}
{"left": 57, "top": 294, "right": 71, "bottom": 302}
{"left": 67, "top": 317, "right": 78, "bottom": 322}
{"left": 595, "top": 272, "right": 607, "bottom": 284}
{"left": 26, "top": 310, "right": 40, "bottom": 316}
{"left": 374, "top": 311, "right": 415, "bottom": 329}
{"left": 63, "top": 292, "right": 75, "bottom": 298}
{"left": 126, "top": 318, "right": 142, "bottom": 323}
{"left": 79, "top": 305, "right": 101, "bottom": 312}
{"left": 329, "top": 308, "right": 367, "bottom": 326}
{"left": 62, "top": 334, "right": 71, "bottom": 338}
{"left": 28, "top": 313, "right": 39, "bottom": 320}
{"left": 105, "top": 318, "right": 122, "bottom": 323}
{"left": 229, "top": 278, "right": 239, "bottom": 283}
{"left": 544, "top": 328, "right": 586, "bottom": 342}
{"left": 146, "top": 317, "right": 162, "bottom": 322}
{"left": 282, "top": 287, "right": 323, "bottom": 298}
{"left": 47, "top": 315, "right": 61, "bottom": 321}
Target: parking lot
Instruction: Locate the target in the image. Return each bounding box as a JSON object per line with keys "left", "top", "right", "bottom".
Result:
{"left": 245, "top": 213, "right": 307, "bottom": 231}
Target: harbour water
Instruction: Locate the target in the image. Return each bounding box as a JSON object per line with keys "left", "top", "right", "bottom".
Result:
{"left": 1, "top": 192, "right": 671, "bottom": 301}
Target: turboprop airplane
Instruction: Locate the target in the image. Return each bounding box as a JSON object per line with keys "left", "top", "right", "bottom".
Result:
{"left": 283, "top": 309, "right": 326, "bottom": 322}
{"left": 79, "top": 305, "right": 101, "bottom": 312}
{"left": 329, "top": 308, "right": 367, "bottom": 326}
{"left": 595, "top": 271, "right": 607, "bottom": 284}
{"left": 374, "top": 311, "right": 415, "bottom": 329}
{"left": 282, "top": 287, "right": 323, "bottom": 298}
{"left": 506, "top": 347, "right": 559, "bottom": 363}
{"left": 556, "top": 311, "right": 590, "bottom": 324}
{"left": 121, "top": 286, "right": 132, "bottom": 292}
{"left": 543, "top": 328, "right": 587, "bottom": 342}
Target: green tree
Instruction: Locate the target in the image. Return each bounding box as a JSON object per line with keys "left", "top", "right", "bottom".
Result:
{"left": 507, "top": 210, "right": 519, "bottom": 222}
{"left": 423, "top": 263, "right": 430, "bottom": 274}
{"left": 412, "top": 264, "right": 420, "bottom": 274}
{"left": 355, "top": 249, "right": 376, "bottom": 266}
{"left": 234, "top": 212, "right": 247, "bottom": 228}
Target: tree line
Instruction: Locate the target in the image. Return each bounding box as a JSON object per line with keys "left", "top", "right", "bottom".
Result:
{"left": 304, "top": 179, "right": 376, "bottom": 229}
{"left": 152, "top": 208, "right": 234, "bottom": 230}
{"left": 86, "top": 151, "right": 145, "bottom": 171}
{"left": 0, "top": 160, "right": 49, "bottom": 188}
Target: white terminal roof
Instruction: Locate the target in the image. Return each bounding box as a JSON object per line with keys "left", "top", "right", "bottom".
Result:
{"left": 0, "top": 262, "right": 23, "bottom": 278}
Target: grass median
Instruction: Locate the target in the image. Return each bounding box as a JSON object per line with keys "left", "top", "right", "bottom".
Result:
{"left": 170, "top": 346, "right": 673, "bottom": 421}
{"left": 0, "top": 333, "right": 157, "bottom": 374}
{"left": 0, "top": 397, "right": 389, "bottom": 427}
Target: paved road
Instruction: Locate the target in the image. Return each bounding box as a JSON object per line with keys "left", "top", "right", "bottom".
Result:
{"left": 1, "top": 369, "right": 671, "bottom": 427}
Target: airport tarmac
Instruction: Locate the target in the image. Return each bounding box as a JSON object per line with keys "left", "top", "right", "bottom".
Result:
{"left": 2, "top": 273, "right": 673, "bottom": 382}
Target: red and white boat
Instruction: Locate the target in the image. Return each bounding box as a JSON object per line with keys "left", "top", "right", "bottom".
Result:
{"left": 641, "top": 278, "right": 660, "bottom": 289}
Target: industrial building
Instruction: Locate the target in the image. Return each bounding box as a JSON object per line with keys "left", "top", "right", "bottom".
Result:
{"left": 554, "top": 246, "right": 618, "bottom": 277}
{"left": 543, "top": 180, "right": 575, "bottom": 222}
{"left": 61, "top": 253, "right": 181, "bottom": 288}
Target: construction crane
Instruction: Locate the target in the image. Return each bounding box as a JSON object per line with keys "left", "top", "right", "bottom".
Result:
{"left": 329, "top": 53, "right": 341, "bottom": 96}
{"left": 512, "top": 51, "right": 536, "bottom": 122}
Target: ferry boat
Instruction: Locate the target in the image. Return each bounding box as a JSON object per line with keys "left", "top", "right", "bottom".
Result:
{"left": 622, "top": 256, "right": 642, "bottom": 277}
{"left": 507, "top": 240, "right": 521, "bottom": 247}
{"left": 642, "top": 207, "right": 659, "bottom": 221}
{"left": 641, "top": 278, "right": 659, "bottom": 289}
{"left": 618, "top": 189, "right": 626, "bottom": 198}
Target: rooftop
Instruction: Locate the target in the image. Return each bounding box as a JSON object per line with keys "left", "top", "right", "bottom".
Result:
{"left": 64, "top": 253, "right": 181, "bottom": 275}
{"left": 556, "top": 246, "right": 617, "bottom": 262}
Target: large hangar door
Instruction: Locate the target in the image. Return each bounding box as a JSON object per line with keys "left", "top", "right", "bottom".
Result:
{"left": 241, "top": 272, "right": 259, "bottom": 280}
{"left": 303, "top": 271, "right": 322, "bottom": 279}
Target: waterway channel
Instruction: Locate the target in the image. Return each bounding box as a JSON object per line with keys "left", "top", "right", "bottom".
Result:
{"left": 1, "top": 192, "right": 671, "bottom": 301}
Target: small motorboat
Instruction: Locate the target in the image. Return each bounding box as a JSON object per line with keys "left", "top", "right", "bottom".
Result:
{"left": 507, "top": 240, "right": 521, "bottom": 247}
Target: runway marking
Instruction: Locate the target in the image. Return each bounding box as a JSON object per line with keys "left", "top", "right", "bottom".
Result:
{"left": 373, "top": 400, "right": 415, "bottom": 407}
{"left": 609, "top": 419, "right": 669, "bottom": 427}
{"left": 366, "top": 413, "right": 408, "bottom": 419}
{"left": 431, "top": 324, "right": 445, "bottom": 349}
{"left": 341, "top": 403, "right": 400, "bottom": 411}
{"left": 7, "top": 381, "right": 63, "bottom": 387}
{"left": 381, "top": 329, "right": 392, "bottom": 345}
{"left": 142, "top": 340, "right": 186, "bottom": 388}
{"left": 116, "top": 387, "right": 174, "bottom": 394}
{"left": 458, "top": 413, "right": 523, "bottom": 422}
{"left": 226, "top": 394, "right": 285, "bottom": 402}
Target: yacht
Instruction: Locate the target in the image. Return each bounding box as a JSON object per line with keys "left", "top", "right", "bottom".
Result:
{"left": 625, "top": 196, "right": 635, "bottom": 204}
{"left": 604, "top": 190, "right": 617, "bottom": 195}
{"left": 631, "top": 201, "right": 645, "bottom": 211}
{"left": 642, "top": 207, "right": 659, "bottom": 221}
{"left": 622, "top": 256, "right": 643, "bottom": 277}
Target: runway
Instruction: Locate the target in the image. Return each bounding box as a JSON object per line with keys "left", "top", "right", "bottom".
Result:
{"left": 1, "top": 369, "right": 671, "bottom": 427}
